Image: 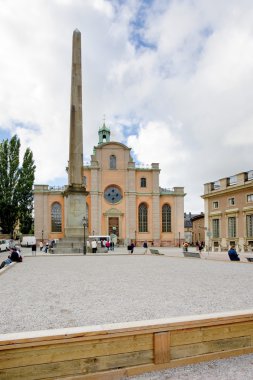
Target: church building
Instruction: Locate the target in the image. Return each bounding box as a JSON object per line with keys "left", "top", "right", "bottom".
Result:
{"left": 34, "top": 123, "right": 185, "bottom": 247}
{"left": 33, "top": 30, "right": 185, "bottom": 247}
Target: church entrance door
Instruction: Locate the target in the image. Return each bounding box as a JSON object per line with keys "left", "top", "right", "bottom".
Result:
{"left": 108, "top": 217, "right": 119, "bottom": 236}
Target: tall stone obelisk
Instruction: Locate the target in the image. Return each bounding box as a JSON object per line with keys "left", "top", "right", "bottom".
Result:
{"left": 64, "top": 29, "right": 88, "bottom": 238}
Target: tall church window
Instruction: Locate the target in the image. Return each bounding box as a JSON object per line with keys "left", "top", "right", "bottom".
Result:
{"left": 140, "top": 177, "right": 146, "bottom": 187}
{"left": 110, "top": 155, "right": 116, "bottom": 169}
{"left": 139, "top": 203, "right": 148, "bottom": 232}
{"left": 51, "top": 202, "right": 62, "bottom": 232}
{"left": 162, "top": 204, "right": 171, "bottom": 232}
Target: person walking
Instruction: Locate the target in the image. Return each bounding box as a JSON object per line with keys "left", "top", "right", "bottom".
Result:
{"left": 105, "top": 240, "right": 110, "bottom": 252}
{"left": 130, "top": 242, "right": 135, "bottom": 254}
{"left": 228, "top": 245, "right": 240, "bottom": 261}
{"left": 91, "top": 240, "right": 97, "bottom": 254}
{"left": 143, "top": 241, "right": 148, "bottom": 254}
{"left": 39, "top": 241, "right": 43, "bottom": 251}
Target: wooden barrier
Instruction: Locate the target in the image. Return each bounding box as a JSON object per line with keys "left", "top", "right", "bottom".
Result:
{"left": 1, "top": 309, "right": 253, "bottom": 379}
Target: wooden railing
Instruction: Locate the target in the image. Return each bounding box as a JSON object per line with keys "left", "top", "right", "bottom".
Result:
{"left": 1, "top": 309, "right": 253, "bottom": 379}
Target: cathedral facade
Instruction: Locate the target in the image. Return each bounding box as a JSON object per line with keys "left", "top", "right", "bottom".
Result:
{"left": 34, "top": 124, "right": 185, "bottom": 247}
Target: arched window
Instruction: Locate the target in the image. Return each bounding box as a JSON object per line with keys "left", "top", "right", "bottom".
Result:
{"left": 139, "top": 203, "right": 148, "bottom": 232}
{"left": 162, "top": 204, "right": 171, "bottom": 232}
{"left": 110, "top": 155, "right": 116, "bottom": 169}
{"left": 51, "top": 202, "right": 62, "bottom": 232}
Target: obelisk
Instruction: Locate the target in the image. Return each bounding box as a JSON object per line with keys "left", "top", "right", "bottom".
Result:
{"left": 64, "top": 29, "right": 88, "bottom": 238}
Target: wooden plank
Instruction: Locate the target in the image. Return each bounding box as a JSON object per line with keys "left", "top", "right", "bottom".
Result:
{"left": 0, "top": 334, "right": 153, "bottom": 370}
{"left": 2, "top": 309, "right": 253, "bottom": 349}
{"left": 124, "top": 346, "right": 253, "bottom": 378}
{"left": 153, "top": 332, "right": 170, "bottom": 364}
{"left": 0, "top": 349, "right": 153, "bottom": 380}
{"left": 171, "top": 336, "right": 251, "bottom": 360}
{"left": 171, "top": 321, "right": 253, "bottom": 346}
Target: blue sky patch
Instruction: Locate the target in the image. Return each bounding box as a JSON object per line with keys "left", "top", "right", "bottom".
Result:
{"left": 0, "top": 128, "right": 11, "bottom": 142}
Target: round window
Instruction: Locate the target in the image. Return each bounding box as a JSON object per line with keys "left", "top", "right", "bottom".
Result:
{"left": 104, "top": 186, "right": 123, "bottom": 204}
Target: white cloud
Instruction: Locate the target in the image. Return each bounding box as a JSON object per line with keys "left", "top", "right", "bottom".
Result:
{"left": 1, "top": 0, "right": 253, "bottom": 212}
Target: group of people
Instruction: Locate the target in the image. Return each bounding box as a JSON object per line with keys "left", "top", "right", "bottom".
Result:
{"left": 87, "top": 239, "right": 115, "bottom": 253}
{"left": 0, "top": 246, "right": 23, "bottom": 270}
{"left": 38, "top": 240, "right": 56, "bottom": 253}
{"left": 127, "top": 241, "right": 149, "bottom": 254}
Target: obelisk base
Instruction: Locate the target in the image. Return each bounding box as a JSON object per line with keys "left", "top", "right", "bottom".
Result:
{"left": 64, "top": 186, "right": 89, "bottom": 238}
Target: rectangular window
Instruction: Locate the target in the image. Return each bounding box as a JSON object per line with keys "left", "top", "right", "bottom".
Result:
{"left": 227, "top": 176, "right": 237, "bottom": 186}
{"left": 246, "top": 170, "right": 253, "bottom": 181}
{"left": 213, "top": 201, "right": 219, "bottom": 209}
{"left": 211, "top": 181, "right": 221, "bottom": 190}
{"left": 246, "top": 215, "right": 253, "bottom": 237}
{"left": 228, "top": 217, "right": 236, "bottom": 238}
{"left": 228, "top": 197, "right": 235, "bottom": 206}
{"left": 212, "top": 219, "right": 220, "bottom": 238}
{"left": 140, "top": 178, "right": 147, "bottom": 188}
{"left": 247, "top": 194, "right": 253, "bottom": 202}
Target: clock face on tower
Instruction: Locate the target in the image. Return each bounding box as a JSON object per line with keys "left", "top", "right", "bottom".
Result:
{"left": 104, "top": 186, "right": 123, "bottom": 204}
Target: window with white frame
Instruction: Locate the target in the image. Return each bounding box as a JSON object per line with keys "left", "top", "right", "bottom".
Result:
{"left": 247, "top": 194, "right": 253, "bottom": 202}
{"left": 246, "top": 215, "right": 253, "bottom": 237}
{"left": 212, "top": 219, "right": 220, "bottom": 238}
{"left": 228, "top": 217, "right": 236, "bottom": 238}
{"left": 213, "top": 201, "right": 219, "bottom": 209}
{"left": 228, "top": 197, "right": 235, "bottom": 206}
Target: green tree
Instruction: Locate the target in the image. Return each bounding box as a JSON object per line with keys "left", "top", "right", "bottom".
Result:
{"left": 0, "top": 135, "right": 36, "bottom": 236}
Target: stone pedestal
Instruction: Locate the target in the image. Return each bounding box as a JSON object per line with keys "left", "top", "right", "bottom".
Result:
{"left": 64, "top": 186, "right": 88, "bottom": 238}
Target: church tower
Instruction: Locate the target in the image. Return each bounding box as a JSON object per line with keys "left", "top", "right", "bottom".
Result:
{"left": 64, "top": 29, "right": 88, "bottom": 238}
{"left": 98, "top": 122, "right": 110, "bottom": 144}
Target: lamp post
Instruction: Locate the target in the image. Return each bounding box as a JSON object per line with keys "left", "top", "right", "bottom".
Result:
{"left": 42, "top": 230, "right": 44, "bottom": 242}
{"left": 83, "top": 217, "right": 87, "bottom": 255}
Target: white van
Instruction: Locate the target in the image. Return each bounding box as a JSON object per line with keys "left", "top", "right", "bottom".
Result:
{"left": 21, "top": 236, "right": 36, "bottom": 247}
{"left": 0, "top": 239, "right": 8, "bottom": 252}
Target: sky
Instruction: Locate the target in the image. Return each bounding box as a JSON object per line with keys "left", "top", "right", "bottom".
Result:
{"left": 1, "top": 0, "right": 253, "bottom": 213}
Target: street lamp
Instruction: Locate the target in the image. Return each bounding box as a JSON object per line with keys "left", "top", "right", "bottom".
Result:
{"left": 83, "top": 217, "right": 87, "bottom": 255}
{"left": 42, "top": 230, "right": 44, "bottom": 241}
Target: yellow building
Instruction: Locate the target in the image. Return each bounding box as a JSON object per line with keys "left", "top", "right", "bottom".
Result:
{"left": 34, "top": 124, "right": 185, "bottom": 247}
{"left": 202, "top": 170, "right": 253, "bottom": 252}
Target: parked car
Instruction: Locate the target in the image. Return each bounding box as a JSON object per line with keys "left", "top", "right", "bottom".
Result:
{"left": 0, "top": 239, "right": 8, "bottom": 252}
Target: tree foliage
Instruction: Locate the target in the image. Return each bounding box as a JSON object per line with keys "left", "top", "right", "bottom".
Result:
{"left": 0, "top": 135, "right": 36, "bottom": 235}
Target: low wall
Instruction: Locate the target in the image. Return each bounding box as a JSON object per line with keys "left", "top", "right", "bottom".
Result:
{"left": 1, "top": 309, "right": 253, "bottom": 379}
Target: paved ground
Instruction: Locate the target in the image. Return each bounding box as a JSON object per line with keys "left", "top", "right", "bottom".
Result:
{"left": 1, "top": 247, "right": 253, "bottom": 379}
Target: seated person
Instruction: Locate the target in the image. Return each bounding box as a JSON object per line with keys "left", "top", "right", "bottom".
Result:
{"left": 0, "top": 258, "right": 12, "bottom": 269}
{"left": 8, "top": 247, "right": 23, "bottom": 262}
{"left": 228, "top": 245, "right": 240, "bottom": 261}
